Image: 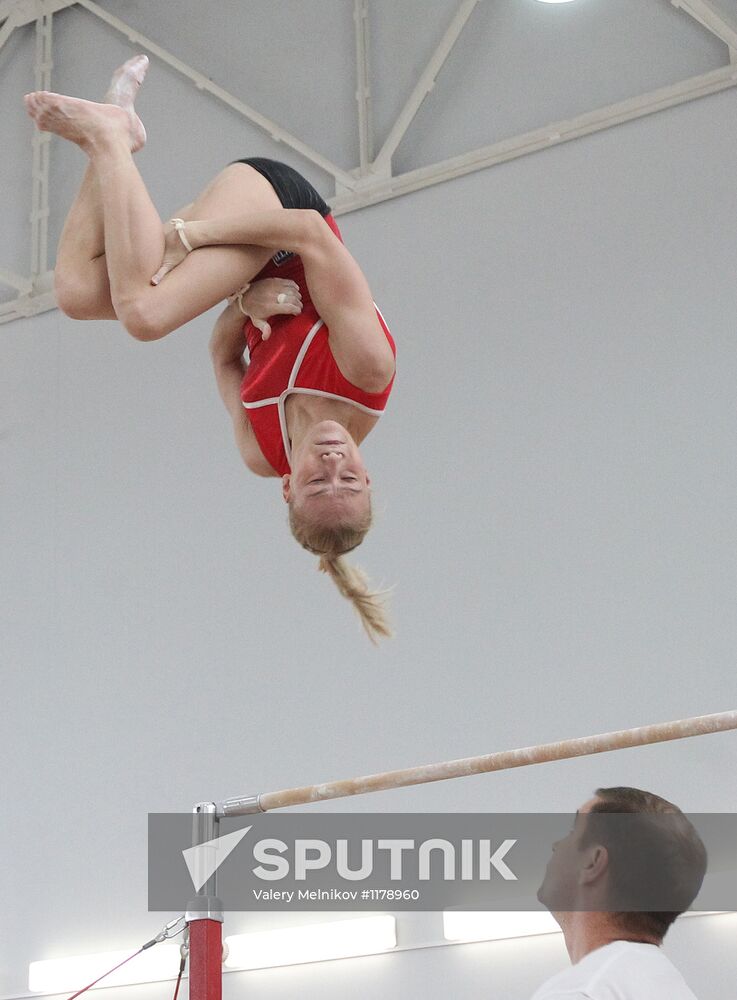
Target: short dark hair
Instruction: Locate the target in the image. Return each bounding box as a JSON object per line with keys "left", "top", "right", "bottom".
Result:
{"left": 580, "top": 786, "right": 707, "bottom": 940}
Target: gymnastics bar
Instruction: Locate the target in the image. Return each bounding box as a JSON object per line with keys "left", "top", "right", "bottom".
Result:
{"left": 218, "top": 710, "right": 737, "bottom": 816}
{"left": 187, "top": 710, "right": 736, "bottom": 1000}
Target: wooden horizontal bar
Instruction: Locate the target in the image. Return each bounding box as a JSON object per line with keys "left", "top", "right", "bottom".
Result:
{"left": 217, "top": 710, "right": 737, "bottom": 815}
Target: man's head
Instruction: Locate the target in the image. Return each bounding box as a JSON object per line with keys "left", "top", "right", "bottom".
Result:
{"left": 538, "top": 787, "right": 707, "bottom": 942}
{"left": 283, "top": 420, "right": 372, "bottom": 554}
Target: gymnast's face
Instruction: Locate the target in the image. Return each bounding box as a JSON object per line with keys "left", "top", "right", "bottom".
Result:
{"left": 283, "top": 421, "right": 371, "bottom": 518}
{"left": 537, "top": 797, "right": 602, "bottom": 913}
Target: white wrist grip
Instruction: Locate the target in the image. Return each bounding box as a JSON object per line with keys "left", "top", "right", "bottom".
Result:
{"left": 169, "top": 218, "right": 194, "bottom": 253}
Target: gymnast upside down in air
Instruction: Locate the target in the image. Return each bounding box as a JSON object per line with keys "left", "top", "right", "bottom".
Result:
{"left": 24, "top": 56, "right": 396, "bottom": 642}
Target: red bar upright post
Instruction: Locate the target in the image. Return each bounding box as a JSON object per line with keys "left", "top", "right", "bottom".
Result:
{"left": 188, "top": 917, "right": 223, "bottom": 1000}
{"left": 187, "top": 802, "right": 224, "bottom": 1000}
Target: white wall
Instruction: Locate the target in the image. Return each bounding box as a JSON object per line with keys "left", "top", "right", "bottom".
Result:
{"left": 2, "top": 2, "right": 736, "bottom": 998}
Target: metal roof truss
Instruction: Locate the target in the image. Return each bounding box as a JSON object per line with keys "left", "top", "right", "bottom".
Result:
{"left": 1, "top": 0, "right": 735, "bottom": 324}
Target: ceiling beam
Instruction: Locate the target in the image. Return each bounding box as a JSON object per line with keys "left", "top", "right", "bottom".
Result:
{"left": 671, "top": 0, "right": 737, "bottom": 58}
{"left": 0, "top": 10, "right": 17, "bottom": 50}
{"left": 0, "top": 268, "right": 33, "bottom": 294}
{"left": 354, "top": 0, "right": 374, "bottom": 172}
{"left": 75, "top": 0, "right": 359, "bottom": 192}
{"left": 372, "top": 0, "right": 480, "bottom": 174}
{"left": 4, "top": 0, "right": 737, "bottom": 323}
{"left": 333, "top": 63, "right": 737, "bottom": 215}
{"left": 30, "top": 9, "right": 53, "bottom": 280}
{"left": 0, "top": 0, "right": 75, "bottom": 27}
{"left": 0, "top": 282, "right": 56, "bottom": 325}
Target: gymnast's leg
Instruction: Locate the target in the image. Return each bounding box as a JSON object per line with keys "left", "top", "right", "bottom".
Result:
{"left": 28, "top": 64, "right": 280, "bottom": 340}
{"left": 54, "top": 56, "right": 149, "bottom": 320}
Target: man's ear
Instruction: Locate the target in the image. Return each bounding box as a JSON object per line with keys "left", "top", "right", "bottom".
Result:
{"left": 282, "top": 474, "right": 291, "bottom": 503}
{"left": 579, "top": 844, "right": 609, "bottom": 886}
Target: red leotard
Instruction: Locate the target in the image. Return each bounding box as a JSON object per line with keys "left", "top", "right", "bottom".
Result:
{"left": 240, "top": 215, "right": 396, "bottom": 476}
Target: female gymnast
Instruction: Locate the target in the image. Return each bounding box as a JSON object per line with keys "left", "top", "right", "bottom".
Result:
{"left": 24, "top": 56, "right": 396, "bottom": 642}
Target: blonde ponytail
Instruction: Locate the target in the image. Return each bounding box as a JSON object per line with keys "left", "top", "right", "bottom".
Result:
{"left": 318, "top": 555, "right": 393, "bottom": 645}
{"left": 288, "top": 503, "right": 393, "bottom": 643}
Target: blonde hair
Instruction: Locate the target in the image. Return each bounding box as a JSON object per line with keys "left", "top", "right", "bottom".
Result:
{"left": 288, "top": 504, "right": 393, "bottom": 644}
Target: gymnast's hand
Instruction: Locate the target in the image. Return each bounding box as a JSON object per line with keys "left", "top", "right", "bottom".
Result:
{"left": 229, "top": 278, "right": 302, "bottom": 341}
{"left": 151, "top": 218, "right": 192, "bottom": 285}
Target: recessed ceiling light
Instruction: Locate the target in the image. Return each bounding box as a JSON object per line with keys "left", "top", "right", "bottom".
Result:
{"left": 224, "top": 915, "right": 397, "bottom": 971}
{"left": 536, "top": 1, "right": 577, "bottom": 4}
{"left": 443, "top": 911, "right": 560, "bottom": 943}
{"left": 28, "top": 946, "right": 181, "bottom": 993}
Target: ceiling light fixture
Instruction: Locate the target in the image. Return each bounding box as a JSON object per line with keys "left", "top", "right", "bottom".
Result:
{"left": 224, "top": 915, "right": 397, "bottom": 972}
{"left": 443, "top": 911, "right": 561, "bottom": 943}
{"left": 28, "top": 945, "right": 181, "bottom": 994}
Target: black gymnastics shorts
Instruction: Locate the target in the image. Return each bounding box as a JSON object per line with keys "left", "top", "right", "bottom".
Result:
{"left": 231, "top": 157, "right": 331, "bottom": 217}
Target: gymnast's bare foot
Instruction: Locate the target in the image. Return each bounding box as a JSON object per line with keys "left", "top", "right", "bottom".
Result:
{"left": 104, "top": 54, "right": 149, "bottom": 152}
{"left": 24, "top": 89, "right": 145, "bottom": 154}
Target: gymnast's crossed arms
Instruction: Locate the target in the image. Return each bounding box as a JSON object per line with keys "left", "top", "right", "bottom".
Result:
{"left": 209, "top": 278, "right": 300, "bottom": 477}
{"left": 191, "top": 209, "right": 397, "bottom": 476}
{"left": 185, "top": 208, "right": 395, "bottom": 391}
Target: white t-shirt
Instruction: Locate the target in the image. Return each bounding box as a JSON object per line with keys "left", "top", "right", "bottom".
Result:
{"left": 530, "top": 941, "right": 698, "bottom": 1000}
